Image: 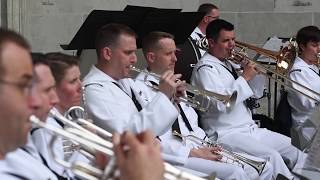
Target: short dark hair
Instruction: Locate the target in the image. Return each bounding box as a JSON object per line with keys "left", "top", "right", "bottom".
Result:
{"left": 31, "top": 52, "right": 48, "bottom": 66}
{"left": 95, "top": 23, "right": 136, "bottom": 57}
{"left": 45, "top": 52, "right": 79, "bottom": 84}
{"left": 296, "top": 26, "right": 320, "bottom": 52}
{"left": 197, "top": 3, "right": 218, "bottom": 15}
{"left": 206, "top": 19, "right": 234, "bottom": 41}
{"left": 31, "top": 52, "right": 48, "bottom": 83}
{"left": 0, "top": 28, "right": 30, "bottom": 79}
{"left": 141, "top": 31, "right": 174, "bottom": 56}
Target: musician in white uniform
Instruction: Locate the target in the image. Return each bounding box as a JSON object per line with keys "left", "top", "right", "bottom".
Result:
{"left": 83, "top": 23, "right": 181, "bottom": 135}
{"left": 135, "top": 31, "right": 273, "bottom": 180}
{"left": 288, "top": 25, "right": 320, "bottom": 148}
{"left": 190, "top": 3, "right": 219, "bottom": 57}
{"left": 0, "top": 28, "right": 57, "bottom": 179}
{"left": 31, "top": 53, "right": 89, "bottom": 179}
{"left": 191, "top": 19, "right": 307, "bottom": 179}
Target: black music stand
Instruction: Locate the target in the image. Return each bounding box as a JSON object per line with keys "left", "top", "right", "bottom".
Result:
{"left": 61, "top": 6, "right": 203, "bottom": 52}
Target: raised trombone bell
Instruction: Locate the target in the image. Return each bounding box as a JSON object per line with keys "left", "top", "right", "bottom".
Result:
{"left": 234, "top": 39, "right": 297, "bottom": 75}
{"left": 130, "top": 66, "right": 237, "bottom": 112}
{"left": 231, "top": 40, "right": 320, "bottom": 102}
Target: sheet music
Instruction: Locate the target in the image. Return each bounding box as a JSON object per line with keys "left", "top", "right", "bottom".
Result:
{"left": 256, "top": 36, "right": 285, "bottom": 63}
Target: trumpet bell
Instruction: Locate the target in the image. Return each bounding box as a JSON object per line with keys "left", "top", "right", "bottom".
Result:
{"left": 66, "top": 106, "right": 85, "bottom": 120}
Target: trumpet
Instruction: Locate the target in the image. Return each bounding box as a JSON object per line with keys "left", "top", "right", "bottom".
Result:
{"left": 30, "top": 115, "right": 214, "bottom": 180}
{"left": 64, "top": 106, "right": 112, "bottom": 140}
{"left": 50, "top": 108, "right": 109, "bottom": 144}
{"left": 172, "top": 131, "right": 267, "bottom": 175}
{"left": 65, "top": 106, "right": 86, "bottom": 120}
{"left": 130, "top": 66, "right": 237, "bottom": 112}
{"left": 62, "top": 106, "right": 111, "bottom": 160}
{"left": 231, "top": 40, "right": 320, "bottom": 102}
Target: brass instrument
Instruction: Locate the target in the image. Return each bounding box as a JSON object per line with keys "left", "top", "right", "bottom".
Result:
{"left": 130, "top": 66, "right": 237, "bottom": 112}
{"left": 65, "top": 106, "right": 113, "bottom": 140}
{"left": 63, "top": 106, "right": 111, "bottom": 159}
{"left": 65, "top": 106, "right": 86, "bottom": 120}
{"left": 49, "top": 108, "right": 108, "bottom": 143}
{"left": 231, "top": 40, "right": 320, "bottom": 102}
{"left": 173, "top": 131, "right": 267, "bottom": 175}
{"left": 234, "top": 40, "right": 296, "bottom": 75}
{"left": 30, "top": 115, "right": 214, "bottom": 180}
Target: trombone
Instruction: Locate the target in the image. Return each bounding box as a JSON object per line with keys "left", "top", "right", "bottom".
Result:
{"left": 172, "top": 131, "right": 267, "bottom": 175}
{"left": 130, "top": 66, "right": 237, "bottom": 112}
{"left": 30, "top": 115, "right": 214, "bottom": 180}
{"left": 232, "top": 40, "right": 320, "bottom": 102}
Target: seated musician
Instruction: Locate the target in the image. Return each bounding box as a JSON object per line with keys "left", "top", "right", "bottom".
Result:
{"left": 31, "top": 52, "right": 90, "bottom": 179}
{"left": 191, "top": 19, "right": 307, "bottom": 179}
{"left": 191, "top": 3, "right": 220, "bottom": 57}
{"left": 287, "top": 26, "right": 320, "bottom": 149}
{"left": 0, "top": 29, "right": 58, "bottom": 179}
{"left": 0, "top": 27, "right": 166, "bottom": 180}
{"left": 83, "top": 23, "right": 182, "bottom": 135}
{"left": 135, "top": 31, "right": 273, "bottom": 180}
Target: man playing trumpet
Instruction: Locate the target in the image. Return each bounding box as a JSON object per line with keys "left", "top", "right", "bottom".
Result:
{"left": 135, "top": 31, "right": 273, "bottom": 179}
{"left": 83, "top": 23, "right": 183, "bottom": 136}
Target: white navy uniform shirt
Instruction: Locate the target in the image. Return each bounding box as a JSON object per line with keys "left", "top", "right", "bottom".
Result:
{"left": 135, "top": 70, "right": 207, "bottom": 165}
{"left": 82, "top": 65, "right": 178, "bottom": 135}
{"left": 135, "top": 70, "right": 274, "bottom": 180}
{"left": 0, "top": 135, "right": 58, "bottom": 180}
{"left": 288, "top": 56, "right": 320, "bottom": 126}
{"left": 190, "top": 27, "right": 206, "bottom": 57}
{"left": 191, "top": 52, "right": 256, "bottom": 138}
{"left": 31, "top": 108, "right": 89, "bottom": 179}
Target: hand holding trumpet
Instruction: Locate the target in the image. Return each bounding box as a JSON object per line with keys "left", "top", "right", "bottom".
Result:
{"left": 189, "top": 146, "right": 223, "bottom": 161}
{"left": 158, "top": 70, "right": 185, "bottom": 99}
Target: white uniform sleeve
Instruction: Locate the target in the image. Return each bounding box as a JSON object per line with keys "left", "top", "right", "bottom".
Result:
{"left": 289, "top": 70, "right": 319, "bottom": 111}
{"left": 31, "top": 128, "right": 66, "bottom": 175}
{"left": 192, "top": 66, "right": 254, "bottom": 112}
{"left": 84, "top": 83, "right": 178, "bottom": 135}
{"left": 160, "top": 138, "right": 191, "bottom": 165}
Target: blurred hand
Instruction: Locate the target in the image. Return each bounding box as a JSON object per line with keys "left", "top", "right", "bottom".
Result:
{"left": 189, "top": 146, "right": 223, "bottom": 161}
{"left": 158, "top": 70, "right": 182, "bottom": 99}
{"left": 113, "top": 131, "right": 164, "bottom": 180}
{"left": 173, "top": 80, "right": 186, "bottom": 103}
{"left": 95, "top": 152, "right": 110, "bottom": 170}
{"left": 241, "top": 61, "right": 259, "bottom": 81}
